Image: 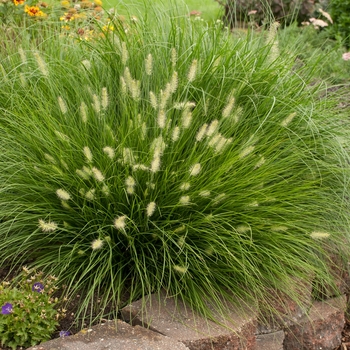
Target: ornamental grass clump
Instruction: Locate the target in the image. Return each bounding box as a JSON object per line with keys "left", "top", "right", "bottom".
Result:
{"left": 0, "top": 9, "right": 349, "bottom": 325}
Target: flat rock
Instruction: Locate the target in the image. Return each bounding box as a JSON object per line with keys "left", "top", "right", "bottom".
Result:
{"left": 283, "top": 295, "right": 346, "bottom": 350}
{"left": 256, "top": 331, "right": 284, "bottom": 350}
{"left": 27, "top": 319, "right": 189, "bottom": 350}
{"left": 121, "top": 291, "right": 257, "bottom": 350}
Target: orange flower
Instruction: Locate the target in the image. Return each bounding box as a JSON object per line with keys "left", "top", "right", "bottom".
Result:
{"left": 13, "top": 0, "right": 25, "bottom": 5}
{"left": 24, "top": 5, "right": 46, "bottom": 17}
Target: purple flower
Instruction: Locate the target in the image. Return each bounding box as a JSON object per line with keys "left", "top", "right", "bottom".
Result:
{"left": 59, "top": 330, "right": 70, "bottom": 337}
{"left": 1, "top": 303, "right": 13, "bottom": 315}
{"left": 32, "top": 282, "right": 44, "bottom": 293}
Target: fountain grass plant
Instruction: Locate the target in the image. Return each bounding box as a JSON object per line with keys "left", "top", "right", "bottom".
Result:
{"left": 0, "top": 7, "right": 349, "bottom": 327}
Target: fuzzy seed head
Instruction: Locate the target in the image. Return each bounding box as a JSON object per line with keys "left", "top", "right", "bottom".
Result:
{"left": 141, "top": 122, "right": 147, "bottom": 139}
{"left": 92, "top": 167, "right": 105, "bottom": 182}
{"left": 103, "top": 146, "right": 115, "bottom": 159}
{"left": 146, "top": 202, "right": 156, "bottom": 217}
{"left": 179, "top": 195, "right": 190, "bottom": 205}
{"left": 92, "top": 94, "right": 101, "bottom": 114}
{"left": 206, "top": 120, "right": 219, "bottom": 137}
{"left": 151, "top": 155, "right": 161, "bottom": 173}
{"left": 177, "top": 236, "right": 186, "bottom": 247}
{"left": 44, "top": 153, "right": 56, "bottom": 164}
{"left": 236, "top": 225, "right": 250, "bottom": 233}
{"left": 271, "top": 226, "right": 288, "bottom": 232}
{"left": 213, "top": 193, "right": 226, "bottom": 205}
{"left": 81, "top": 59, "right": 91, "bottom": 70}
{"left": 33, "top": 51, "right": 49, "bottom": 77}
{"left": 215, "top": 136, "right": 228, "bottom": 153}
{"left": 19, "top": 73, "right": 27, "bottom": 88}
{"left": 187, "top": 59, "right": 198, "bottom": 82}
{"left": 239, "top": 145, "right": 255, "bottom": 159}
{"left": 126, "top": 186, "right": 135, "bottom": 195}
{"left": 101, "top": 87, "right": 109, "bottom": 110}
{"left": 159, "top": 86, "right": 172, "bottom": 110}
{"left": 199, "top": 190, "right": 210, "bottom": 197}
{"left": 130, "top": 79, "right": 141, "bottom": 101}
{"left": 180, "top": 182, "right": 191, "bottom": 191}
{"left": 174, "top": 101, "right": 196, "bottom": 110}
{"left": 76, "top": 169, "right": 89, "bottom": 179}
{"left": 91, "top": 238, "right": 103, "bottom": 250}
{"left": 222, "top": 97, "right": 235, "bottom": 119}
{"left": 174, "top": 225, "right": 186, "bottom": 233}
{"left": 82, "top": 166, "right": 92, "bottom": 176}
{"left": 133, "top": 164, "right": 149, "bottom": 171}
{"left": 208, "top": 134, "right": 221, "bottom": 147}
{"left": 151, "top": 136, "right": 166, "bottom": 157}
{"left": 255, "top": 156, "right": 266, "bottom": 169}
{"left": 58, "top": 96, "right": 68, "bottom": 114}
{"left": 18, "top": 47, "right": 27, "bottom": 65}
{"left": 123, "top": 67, "right": 132, "bottom": 89}
{"left": 310, "top": 231, "right": 330, "bottom": 239}
{"left": 171, "top": 126, "right": 180, "bottom": 142}
{"left": 56, "top": 189, "right": 71, "bottom": 201}
{"left": 120, "top": 76, "right": 127, "bottom": 95}
{"left": 181, "top": 110, "right": 192, "bottom": 129}
{"left": 173, "top": 265, "right": 188, "bottom": 274}
{"left": 170, "top": 47, "right": 177, "bottom": 67}
{"left": 281, "top": 112, "right": 297, "bottom": 128}
{"left": 80, "top": 102, "right": 88, "bottom": 123}
{"left": 189, "top": 163, "right": 201, "bottom": 176}
{"left": 122, "top": 148, "right": 135, "bottom": 165}
{"left": 121, "top": 41, "right": 128, "bottom": 65}
{"left": 83, "top": 146, "right": 93, "bottom": 163}
{"left": 196, "top": 124, "right": 208, "bottom": 142}
{"left": 114, "top": 215, "right": 127, "bottom": 230}
{"left": 145, "top": 53, "right": 153, "bottom": 75}
{"left": 61, "top": 200, "right": 71, "bottom": 210}
{"left": 157, "top": 110, "right": 166, "bottom": 129}
{"left": 102, "top": 185, "right": 110, "bottom": 196}
{"left": 149, "top": 91, "right": 158, "bottom": 110}
{"left": 54, "top": 131, "right": 70, "bottom": 143}
{"left": 85, "top": 189, "right": 96, "bottom": 201}
{"left": 125, "top": 176, "right": 135, "bottom": 187}
{"left": 38, "top": 219, "right": 58, "bottom": 233}
{"left": 170, "top": 71, "right": 178, "bottom": 93}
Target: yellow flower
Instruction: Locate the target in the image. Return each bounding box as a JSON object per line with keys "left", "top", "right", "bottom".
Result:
{"left": 13, "top": 0, "right": 25, "bottom": 6}
{"left": 60, "top": 12, "right": 75, "bottom": 22}
{"left": 102, "top": 23, "right": 114, "bottom": 32}
{"left": 25, "top": 5, "right": 46, "bottom": 17}
{"left": 94, "top": 0, "right": 102, "bottom": 5}
{"left": 61, "top": 0, "right": 70, "bottom": 8}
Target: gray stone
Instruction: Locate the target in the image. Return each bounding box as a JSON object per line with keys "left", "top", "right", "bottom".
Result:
{"left": 256, "top": 331, "right": 284, "bottom": 350}
{"left": 121, "top": 291, "right": 257, "bottom": 350}
{"left": 257, "top": 279, "right": 313, "bottom": 334}
{"left": 27, "top": 319, "right": 189, "bottom": 350}
{"left": 283, "top": 295, "right": 346, "bottom": 350}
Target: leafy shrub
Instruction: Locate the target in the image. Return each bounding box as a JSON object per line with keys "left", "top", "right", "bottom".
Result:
{"left": 329, "top": 0, "right": 350, "bottom": 47}
{"left": 218, "top": 0, "right": 322, "bottom": 27}
{"left": 0, "top": 268, "right": 63, "bottom": 350}
{"left": 0, "top": 10, "right": 349, "bottom": 325}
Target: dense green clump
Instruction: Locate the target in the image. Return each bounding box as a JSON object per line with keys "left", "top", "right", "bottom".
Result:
{"left": 0, "top": 269, "right": 63, "bottom": 350}
{"left": 0, "top": 10, "right": 349, "bottom": 326}
{"left": 330, "top": 0, "right": 350, "bottom": 47}
{"left": 219, "top": 0, "right": 321, "bottom": 27}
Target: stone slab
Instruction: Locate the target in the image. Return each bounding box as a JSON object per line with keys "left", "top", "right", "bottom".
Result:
{"left": 256, "top": 330, "right": 284, "bottom": 350}
{"left": 121, "top": 291, "right": 257, "bottom": 350}
{"left": 257, "top": 279, "right": 313, "bottom": 334}
{"left": 27, "top": 319, "right": 189, "bottom": 350}
{"left": 283, "top": 295, "right": 346, "bottom": 350}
